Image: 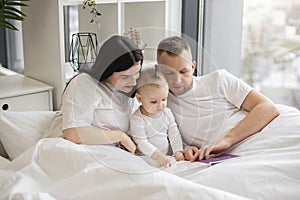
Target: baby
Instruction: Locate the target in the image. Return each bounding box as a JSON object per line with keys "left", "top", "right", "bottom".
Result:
{"left": 128, "top": 67, "right": 184, "bottom": 167}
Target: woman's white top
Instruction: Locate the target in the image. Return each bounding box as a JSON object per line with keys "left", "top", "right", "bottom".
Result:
{"left": 167, "top": 69, "right": 253, "bottom": 147}
{"left": 61, "top": 73, "right": 136, "bottom": 132}
{"left": 128, "top": 107, "right": 184, "bottom": 157}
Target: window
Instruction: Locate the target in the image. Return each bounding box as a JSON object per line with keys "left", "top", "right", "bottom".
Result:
{"left": 241, "top": 0, "right": 300, "bottom": 109}
{"left": 201, "top": 0, "right": 300, "bottom": 109}
{"left": 64, "top": 5, "right": 79, "bottom": 63}
{"left": 0, "top": 21, "right": 24, "bottom": 74}
{"left": 0, "top": 28, "right": 7, "bottom": 68}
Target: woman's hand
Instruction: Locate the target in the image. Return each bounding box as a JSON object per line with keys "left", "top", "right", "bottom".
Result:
{"left": 118, "top": 132, "right": 137, "bottom": 154}
{"left": 184, "top": 146, "right": 199, "bottom": 162}
{"left": 63, "top": 127, "right": 136, "bottom": 153}
{"left": 173, "top": 151, "right": 185, "bottom": 161}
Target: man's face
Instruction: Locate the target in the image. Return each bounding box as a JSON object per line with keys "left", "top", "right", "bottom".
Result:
{"left": 157, "top": 51, "right": 195, "bottom": 96}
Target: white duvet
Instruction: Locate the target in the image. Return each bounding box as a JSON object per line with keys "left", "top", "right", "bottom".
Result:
{"left": 0, "top": 138, "right": 245, "bottom": 200}
{"left": 0, "top": 105, "right": 300, "bottom": 200}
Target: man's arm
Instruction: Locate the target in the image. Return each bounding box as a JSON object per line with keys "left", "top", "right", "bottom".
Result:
{"left": 198, "top": 90, "right": 280, "bottom": 160}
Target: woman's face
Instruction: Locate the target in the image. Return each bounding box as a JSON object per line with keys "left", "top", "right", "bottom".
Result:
{"left": 107, "top": 61, "right": 141, "bottom": 93}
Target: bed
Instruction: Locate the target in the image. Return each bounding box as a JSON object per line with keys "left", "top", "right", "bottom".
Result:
{"left": 0, "top": 104, "right": 300, "bottom": 200}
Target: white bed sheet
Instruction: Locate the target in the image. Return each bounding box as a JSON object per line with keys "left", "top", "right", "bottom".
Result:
{"left": 0, "top": 105, "right": 299, "bottom": 200}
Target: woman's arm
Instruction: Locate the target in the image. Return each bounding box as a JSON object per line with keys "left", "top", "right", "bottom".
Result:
{"left": 63, "top": 127, "right": 136, "bottom": 153}
{"left": 198, "top": 90, "right": 280, "bottom": 160}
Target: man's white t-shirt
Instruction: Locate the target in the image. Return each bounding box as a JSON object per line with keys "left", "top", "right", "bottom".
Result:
{"left": 128, "top": 107, "right": 184, "bottom": 157}
{"left": 167, "top": 69, "right": 253, "bottom": 147}
{"left": 61, "top": 73, "right": 136, "bottom": 132}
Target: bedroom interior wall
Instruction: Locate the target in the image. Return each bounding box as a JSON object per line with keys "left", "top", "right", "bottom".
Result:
{"left": 22, "top": 0, "right": 65, "bottom": 111}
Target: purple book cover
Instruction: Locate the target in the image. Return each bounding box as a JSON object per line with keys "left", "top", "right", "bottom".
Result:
{"left": 197, "top": 154, "right": 240, "bottom": 165}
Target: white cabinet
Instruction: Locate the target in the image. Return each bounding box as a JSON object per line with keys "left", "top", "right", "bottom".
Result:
{"left": 0, "top": 75, "right": 53, "bottom": 111}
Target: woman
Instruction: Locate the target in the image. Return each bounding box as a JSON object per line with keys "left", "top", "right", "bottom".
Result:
{"left": 62, "top": 35, "right": 143, "bottom": 153}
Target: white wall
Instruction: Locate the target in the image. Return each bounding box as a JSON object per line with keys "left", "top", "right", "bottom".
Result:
{"left": 22, "top": 0, "right": 65, "bottom": 110}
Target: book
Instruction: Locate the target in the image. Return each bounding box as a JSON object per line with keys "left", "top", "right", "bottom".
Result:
{"left": 197, "top": 154, "right": 240, "bottom": 165}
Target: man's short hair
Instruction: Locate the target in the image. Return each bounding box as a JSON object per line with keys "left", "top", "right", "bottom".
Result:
{"left": 157, "top": 36, "right": 191, "bottom": 58}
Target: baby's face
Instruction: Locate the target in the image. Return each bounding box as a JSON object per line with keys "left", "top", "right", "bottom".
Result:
{"left": 137, "top": 84, "right": 168, "bottom": 118}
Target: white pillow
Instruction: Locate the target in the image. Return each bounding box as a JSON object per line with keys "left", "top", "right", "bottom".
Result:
{"left": 43, "top": 112, "right": 64, "bottom": 138}
{"left": 0, "top": 111, "right": 57, "bottom": 160}
{"left": 0, "top": 155, "right": 10, "bottom": 169}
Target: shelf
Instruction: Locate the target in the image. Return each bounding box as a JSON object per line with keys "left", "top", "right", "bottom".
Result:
{"left": 60, "top": 0, "right": 117, "bottom": 6}
{"left": 120, "top": 0, "right": 165, "bottom": 2}
{"left": 60, "top": 0, "right": 166, "bottom": 6}
{"left": 56, "top": 0, "right": 181, "bottom": 107}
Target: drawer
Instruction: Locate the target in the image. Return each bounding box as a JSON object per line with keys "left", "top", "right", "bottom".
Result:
{"left": 0, "top": 92, "right": 51, "bottom": 111}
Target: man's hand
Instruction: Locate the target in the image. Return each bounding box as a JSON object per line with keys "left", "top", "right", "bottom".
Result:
{"left": 184, "top": 146, "right": 199, "bottom": 162}
{"left": 198, "top": 136, "right": 232, "bottom": 160}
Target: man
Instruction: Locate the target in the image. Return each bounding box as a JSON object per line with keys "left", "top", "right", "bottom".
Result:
{"left": 156, "top": 36, "right": 279, "bottom": 162}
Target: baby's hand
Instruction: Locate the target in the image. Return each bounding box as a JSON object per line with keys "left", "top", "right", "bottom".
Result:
{"left": 173, "top": 151, "right": 185, "bottom": 161}
{"left": 157, "top": 154, "right": 171, "bottom": 167}
{"left": 152, "top": 150, "right": 171, "bottom": 167}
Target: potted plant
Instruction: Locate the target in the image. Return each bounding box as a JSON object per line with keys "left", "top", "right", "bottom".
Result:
{"left": 83, "top": 0, "right": 102, "bottom": 26}
{"left": 0, "top": 0, "right": 101, "bottom": 31}
{"left": 0, "top": 0, "right": 29, "bottom": 30}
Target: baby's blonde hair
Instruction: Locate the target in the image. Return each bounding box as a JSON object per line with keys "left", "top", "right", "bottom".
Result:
{"left": 137, "top": 67, "right": 169, "bottom": 92}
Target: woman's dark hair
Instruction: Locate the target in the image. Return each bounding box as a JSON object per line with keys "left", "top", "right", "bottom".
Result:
{"left": 83, "top": 35, "right": 143, "bottom": 82}
{"left": 63, "top": 35, "right": 143, "bottom": 99}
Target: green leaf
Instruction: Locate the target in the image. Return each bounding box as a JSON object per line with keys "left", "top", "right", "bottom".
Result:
{"left": 4, "top": 6, "right": 26, "bottom": 17}
{"left": 7, "top": 0, "right": 26, "bottom": 1}
{"left": 5, "top": 2, "right": 28, "bottom": 7}
{"left": 80, "top": 0, "right": 101, "bottom": 28}
{"left": 0, "top": 20, "right": 18, "bottom": 30}
{"left": 1, "top": 10, "right": 24, "bottom": 20}
{"left": 0, "top": 0, "right": 29, "bottom": 30}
